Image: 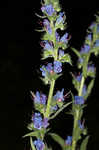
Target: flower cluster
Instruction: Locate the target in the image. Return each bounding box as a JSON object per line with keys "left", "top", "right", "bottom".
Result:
{"left": 32, "top": 113, "right": 49, "bottom": 129}
{"left": 40, "top": 61, "right": 62, "bottom": 77}
{"left": 24, "top": 1, "right": 99, "bottom": 150}
{"left": 34, "top": 139, "right": 45, "bottom": 150}
{"left": 33, "top": 91, "right": 47, "bottom": 105}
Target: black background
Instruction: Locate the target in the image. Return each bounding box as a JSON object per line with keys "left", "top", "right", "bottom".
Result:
{"left": 0, "top": 0, "right": 99, "bottom": 150}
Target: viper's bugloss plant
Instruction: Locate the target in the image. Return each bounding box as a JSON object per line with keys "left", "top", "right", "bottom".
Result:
{"left": 23, "top": 1, "right": 99, "bottom": 150}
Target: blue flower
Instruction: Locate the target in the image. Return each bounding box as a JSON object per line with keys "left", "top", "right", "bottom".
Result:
{"left": 51, "top": 105, "right": 58, "bottom": 111}
{"left": 55, "top": 32, "right": 68, "bottom": 43}
{"left": 94, "top": 40, "right": 99, "bottom": 47}
{"left": 59, "top": 49, "right": 64, "bottom": 59}
{"left": 41, "top": 4, "right": 55, "bottom": 16}
{"left": 54, "top": 61, "right": 62, "bottom": 73}
{"left": 65, "top": 136, "right": 72, "bottom": 145}
{"left": 55, "top": 31, "right": 60, "bottom": 42}
{"left": 78, "top": 58, "right": 84, "bottom": 64}
{"left": 34, "top": 91, "right": 41, "bottom": 103}
{"left": 43, "top": 19, "right": 52, "bottom": 34}
{"left": 40, "top": 65, "right": 46, "bottom": 77}
{"left": 56, "top": 12, "right": 64, "bottom": 24}
{"left": 43, "top": 41, "right": 53, "bottom": 51}
{"left": 34, "top": 139, "right": 45, "bottom": 150}
{"left": 34, "top": 91, "right": 47, "bottom": 105}
{"left": 60, "top": 33, "right": 68, "bottom": 43}
{"left": 86, "top": 33, "right": 92, "bottom": 41}
{"left": 78, "top": 120, "right": 84, "bottom": 130}
{"left": 80, "top": 44, "right": 90, "bottom": 54}
{"left": 32, "top": 113, "right": 43, "bottom": 130}
{"left": 74, "top": 96, "right": 84, "bottom": 105}
{"left": 76, "top": 74, "right": 82, "bottom": 82}
{"left": 87, "top": 64, "right": 95, "bottom": 72}
{"left": 54, "top": 89, "right": 64, "bottom": 101}
{"left": 40, "top": 94, "right": 47, "bottom": 105}
{"left": 46, "top": 63, "right": 53, "bottom": 73}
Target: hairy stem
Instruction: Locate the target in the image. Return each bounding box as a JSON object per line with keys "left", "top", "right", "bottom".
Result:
{"left": 45, "top": 79, "right": 55, "bottom": 118}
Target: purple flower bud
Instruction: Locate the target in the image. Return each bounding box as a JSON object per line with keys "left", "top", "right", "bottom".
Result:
{"left": 59, "top": 49, "right": 64, "bottom": 59}
{"left": 74, "top": 96, "right": 84, "bottom": 105}
{"left": 78, "top": 58, "right": 84, "bottom": 64}
{"left": 82, "top": 85, "right": 87, "bottom": 96}
{"left": 54, "top": 61, "right": 62, "bottom": 73}
{"left": 55, "top": 31, "right": 60, "bottom": 42}
{"left": 51, "top": 105, "right": 58, "bottom": 111}
{"left": 78, "top": 120, "right": 84, "bottom": 129}
{"left": 94, "top": 40, "right": 99, "bottom": 47}
{"left": 41, "top": 4, "right": 55, "bottom": 16}
{"left": 34, "top": 139, "right": 45, "bottom": 150}
{"left": 32, "top": 113, "right": 43, "bottom": 130}
{"left": 65, "top": 136, "right": 72, "bottom": 145}
{"left": 44, "top": 41, "right": 53, "bottom": 51}
{"left": 60, "top": 33, "right": 68, "bottom": 43}
{"left": 54, "top": 89, "right": 64, "bottom": 101}
{"left": 42, "top": 118, "right": 49, "bottom": 128}
{"left": 86, "top": 33, "right": 92, "bottom": 41}
{"left": 40, "top": 94, "right": 47, "bottom": 105}
{"left": 34, "top": 91, "right": 41, "bottom": 103}
{"left": 80, "top": 44, "right": 90, "bottom": 54}
{"left": 43, "top": 19, "right": 52, "bottom": 34}
{"left": 87, "top": 64, "right": 95, "bottom": 72}
{"left": 56, "top": 12, "right": 64, "bottom": 24}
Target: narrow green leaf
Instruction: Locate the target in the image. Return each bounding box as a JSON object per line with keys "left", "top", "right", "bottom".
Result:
{"left": 80, "top": 136, "right": 89, "bottom": 150}
{"left": 84, "top": 79, "right": 95, "bottom": 100}
{"left": 71, "top": 48, "right": 81, "bottom": 58}
{"left": 49, "top": 133, "right": 65, "bottom": 149}
{"left": 23, "top": 131, "right": 38, "bottom": 138}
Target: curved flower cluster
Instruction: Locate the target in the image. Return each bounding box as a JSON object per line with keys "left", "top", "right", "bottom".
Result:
{"left": 54, "top": 88, "right": 64, "bottom": 102}
{"left": 41, "top": 4, "right": 55, "bottom": 16}
{"left": 33, "top": 91, "right": 47, "bottom": 105}
{"left": 32, "top": 113, "right": 49, "bottom": 129}
{"left": 40, "top": 61, "right": 62, "bottom": 77}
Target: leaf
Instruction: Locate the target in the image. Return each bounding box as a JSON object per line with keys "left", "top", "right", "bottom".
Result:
{"left": 84, "top": 79, "right": 95, "bottom": 100}
{"left": 27, "top": 123, "right": 34, "bottom": 130}
{"left": 71, "top": 47, "right": 81, "bottom": 58}
{"left": 23, "top": 131, "right": 39, "bottom": 138}
{"left": 80, "top": 136, "right": 89, "bottom": 150}
{"left": 49, "top": 133, "right": 65, "bottom": 149}
{"left": 60, "top": 54, "right": 72, "bottom": 65}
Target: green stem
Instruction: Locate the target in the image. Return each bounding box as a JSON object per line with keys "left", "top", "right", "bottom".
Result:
{"left": 72, "top": 76, "right": 85, "bottom": 150}
{"left": 79, "top": 76, "right": 85, "bottom": 96}
{"left": 45, "top": 79, "right": 55, "bottom": 118}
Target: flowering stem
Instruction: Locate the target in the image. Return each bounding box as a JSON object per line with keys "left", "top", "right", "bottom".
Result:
{"left": 72, "top": 76, "right": 85, "bottom": 150}
{"left": 45, "top": 79, "right": 55, "bottom": 118}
